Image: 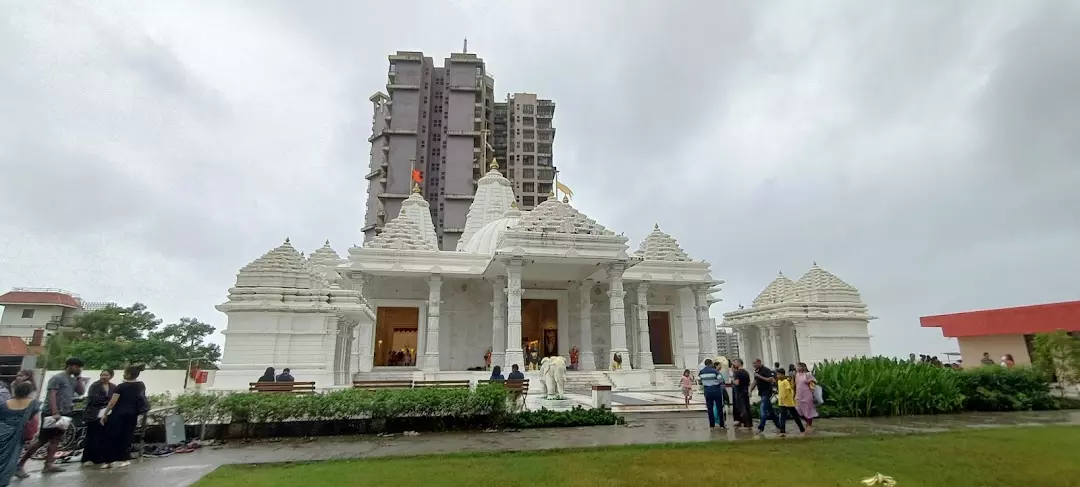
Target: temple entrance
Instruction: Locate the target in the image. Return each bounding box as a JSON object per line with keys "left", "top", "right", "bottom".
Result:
{"left": 648, "top": 311, "right": 674, "bottom": 365}
{"left": 521, "top": 299, "right": 558, "bottom": 370}
{"left": 374, "top": 307, "right": 419, "bottom": 367}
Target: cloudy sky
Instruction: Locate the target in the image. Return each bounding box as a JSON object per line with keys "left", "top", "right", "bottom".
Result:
{"left": 2, "top": 0, "right": 1078, "bottom": 359}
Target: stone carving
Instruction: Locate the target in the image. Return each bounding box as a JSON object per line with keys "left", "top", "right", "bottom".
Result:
{"left": 635, "top": 224, "right": 692, "bottom": 262}
{"left": 611, "top": 352, "right": 623, "bottom": 370}
{"left": 539, "top": 356, "right": 567, "bottom": 399}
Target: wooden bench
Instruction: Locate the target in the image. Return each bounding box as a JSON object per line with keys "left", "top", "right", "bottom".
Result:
{"left": 249, "top": 381, "right": 317, "bottom": 394}
{"left": 413, "top": 380, "right": 471, "bottom": 389}
{"left": 352, "top": 380, "right": 413, "bottom": 390}
{"left": 479, "top": 379, "right": 530, "bottom": 411}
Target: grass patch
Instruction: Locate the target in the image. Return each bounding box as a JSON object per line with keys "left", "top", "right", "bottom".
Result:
{"left": 193, "top": 426, "right": 1080, "bottom": 487}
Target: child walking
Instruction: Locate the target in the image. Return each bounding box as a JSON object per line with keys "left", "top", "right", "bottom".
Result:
{"left": 680, "top": 369, "right": 694, "bottom": 407}
{"left": 776, "top": 368, "right": 805, "bottom": 436}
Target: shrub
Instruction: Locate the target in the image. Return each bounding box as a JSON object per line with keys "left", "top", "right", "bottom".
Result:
{"left": 957, "top": 366, "right": 1055, "bottom": 412}
{"left": 813, "top": 357, "right": 965, "bottom": 417}
{"left": 176, "top": 384, "right": 510, "bottom": 427}
{"left": 505, "top": 406, "right": 624, "bottom": 429}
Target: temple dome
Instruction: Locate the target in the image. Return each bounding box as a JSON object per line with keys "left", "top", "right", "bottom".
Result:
{"left": 309, "top": 240, "right": 344, "bottom": 266}
{"left": 240, "top": 238, "right": 307, "bottom": 275}
{"left": 462, "top": 205, "right": 522, "bottom": 254}
{"left": 457, "top": 163, "right": 517, "bottom": 250}
{"left": 367, "top": 189, "right": 439, "bottom": 251}
{"left": 635, "top": 224, "right": 692, "bottom": 262}
{"left": 791, "top": 263, "right": 861, "bottom": 303}
{"left": 233, "top": 238, "right": 317, "bottom": 290}
{"left": 751, "top": 272, "right": 796, "bottom": 307}
{"left": 514, "top": 196, "right": 614, "bottom": 236}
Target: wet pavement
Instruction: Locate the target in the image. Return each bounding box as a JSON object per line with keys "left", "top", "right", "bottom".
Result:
{"left": 13, "top": 409, "right": 1080, "bottom": 487}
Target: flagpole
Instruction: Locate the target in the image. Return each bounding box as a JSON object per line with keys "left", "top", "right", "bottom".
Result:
{"left": 409, "top": 157, "right": 417, "bottom": 192}
{"left": 554, "top": 169, "right": 559, "bottom": 201}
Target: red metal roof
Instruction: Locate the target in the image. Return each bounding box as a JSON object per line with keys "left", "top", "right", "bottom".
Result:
{"left": 920, "top": 300, "right": 1080, "bottom": 337}
{"left": 0, "top": 291, "right": 81, "bottom": 309}
{"left": 0, "top": 337, "right": 30, "bottom": 356}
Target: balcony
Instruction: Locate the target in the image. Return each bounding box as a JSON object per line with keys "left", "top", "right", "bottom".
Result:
{"left": 448, "top": 84, "right": 479, "bottom": 92}
{"left": 368, "top": 128, "right": 416, "bottom": 142}
{"left": 377, "top": 192, "right": 411, "bottom": 199}
{"left": 389, "top": 53, "right": 424, "bottom": 62}
{"left": 444, "top": 194, "right": 475, "bottom": 201}
{"left": 447, "top": 129, "right": 481, "bottom": 136}
{"left": 365, "top": 169, "right": 383, "bottom": 180}
{"left": 386, "top": 83, "right": 421, "bottom": 91}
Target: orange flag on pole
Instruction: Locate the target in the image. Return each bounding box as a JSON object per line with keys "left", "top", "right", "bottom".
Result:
{"left": 412, "top": 169, "right": 423, "bottom": 183}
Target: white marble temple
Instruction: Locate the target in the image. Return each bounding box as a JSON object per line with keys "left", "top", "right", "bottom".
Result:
{"left": 722, "top": 263, "right": 876, "bottom": 368}
{"left": 214, "top": 159, "right": 723, "bottom": 390}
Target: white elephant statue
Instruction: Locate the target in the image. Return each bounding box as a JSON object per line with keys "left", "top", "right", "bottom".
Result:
{"left": 539, "top": 356, "right": 569, "bottom": 399}
{"left": 548, "top": 356, "right": 567, "bottom": 399}
{"left": 538, "top": 357, "right": 551, "bottom": 397}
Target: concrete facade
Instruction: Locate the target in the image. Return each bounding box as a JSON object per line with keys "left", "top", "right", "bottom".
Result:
{"left": 956, "top": 334, "right": 1032, "bottom": 367}
{"left": 362, "top": 51, "right": 497, "bottom": 251}
{"left": 493, "top": 93, "right": 557, "bottom": 209}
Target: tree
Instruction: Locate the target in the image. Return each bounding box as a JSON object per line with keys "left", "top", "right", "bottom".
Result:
{"left": 1032, "top": 330, "right": 1080, "bottom": 396}
{"left": 44, "top": 303, "right": 221, "bottom": 370}
{"left": 69, "top": 302, "right": 161, "bottom": 341}
{"left": 149, "top": 317, "right": 222, "bottom": 367}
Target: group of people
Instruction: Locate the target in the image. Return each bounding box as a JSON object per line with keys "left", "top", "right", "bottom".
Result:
{"left": 487, "top": 364, "right": 526, "bottom": 381}
{"left": 256, "top": 367, "right": 295, "bottom": 383}
{"left": 0, "top": 358, "right": 149, "bottom": 485}
{"left": 685, "top": 358, "right": 820, "bottom": 437}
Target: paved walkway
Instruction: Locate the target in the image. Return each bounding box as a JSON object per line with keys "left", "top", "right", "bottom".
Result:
{"left": 13, "top": 410, "right": 1080, "bottom": 487}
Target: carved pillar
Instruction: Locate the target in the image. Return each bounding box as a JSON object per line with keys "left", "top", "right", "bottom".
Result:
{"left": 578, "top": 282, "right": 596, "bottom": 371}
{"left": 768, "top": 324, "right": 782, "bottom": 367}
{"left": 423, "top": 274, "right": 443, "bottom": 372}
{"left": 491, "top": 276, "right": 507, "bottom": 368}
{"left": 504, "top": 258, "right": 525, "bottom": 368}
{"left": 694, "top": 285, "right": 716, "bottom": 361}
{"left": 351, "top": 274, "right": 373, "bottom": 375}
{"left": 758, "top": 326, "right": 773, "bottom": 366}
{"left": 634, "top": 282, "right": 654, "bottom": 370}
{"left": 607, "top": 263, "right": 631, "bottom": 369}
{"left": 735, "top": 326, "right": 748, "bottom": 362}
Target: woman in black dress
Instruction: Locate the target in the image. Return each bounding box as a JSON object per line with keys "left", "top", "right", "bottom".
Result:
{"left": 100, "top": 366, "right": 146, "bottom": 469}
{"left": 80, "top": 369, "right": 115, "bottom": 466}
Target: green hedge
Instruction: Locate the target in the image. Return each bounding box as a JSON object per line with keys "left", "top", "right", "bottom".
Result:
{"left": 813, "top": 357, "right": 1059, "bottom": 418}
{"left": 506, "top": 406, "right": 624, "bottom": 429}
{"left": 176, "top": 384, "right": 509, "bottom": 425}
{"left": 956, "top": 366, "right": 1055, "bottom": 411}
{"left": 174, "top": 385, "right": 625, "bottom": 434}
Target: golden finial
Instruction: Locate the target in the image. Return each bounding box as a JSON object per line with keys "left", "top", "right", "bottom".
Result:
{"left": 548, "top": 188, "right": 555, "bottom": 198}
{"left": 412, "top": 183, "right": 422, "bottom": 194}
{"left": 562, "top": 195, "right": 569, "bottom": 203}
{"left": 510, "top": 200, "right": 519, "bottom": 209}
{"left": 489, "top": 156, "right": 499, "bottom": 171}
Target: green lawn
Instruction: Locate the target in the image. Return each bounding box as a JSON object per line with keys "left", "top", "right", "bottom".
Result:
{"left": 193, "top": 426, "right": 1080, "bottom": 487}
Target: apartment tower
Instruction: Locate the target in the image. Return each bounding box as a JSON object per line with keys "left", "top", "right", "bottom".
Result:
{"left": 492, "top": 93, "right": 557, "bottom": 209}
{"left": 363, "top": 51, "right": 496, "bottom": 251}
{"left": 364, "top": 51, "right": 558, "bottom": 249}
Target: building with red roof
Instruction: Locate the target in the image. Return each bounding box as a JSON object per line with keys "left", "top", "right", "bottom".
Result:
{"left": 921, "top": 300, "right": 1080, "bottom": 367}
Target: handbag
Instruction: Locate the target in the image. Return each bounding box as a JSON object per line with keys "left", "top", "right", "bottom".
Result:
{"left": 812, "top": 384, "right": 825, "bottom": 405}
{"left": 23, "top": 413, "right": 39, "bottom": 442}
